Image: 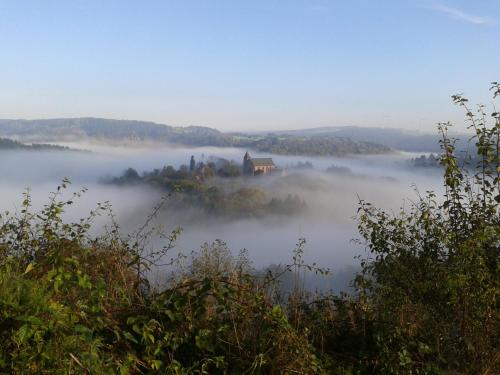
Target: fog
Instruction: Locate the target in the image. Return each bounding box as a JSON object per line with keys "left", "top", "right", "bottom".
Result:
{"left": 0, "top": 143, "right": 443, "bottom": 292}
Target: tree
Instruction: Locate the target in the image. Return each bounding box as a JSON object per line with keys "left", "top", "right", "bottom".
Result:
{"left": 190, "top": 155, "right": 196, "bottom": 172}
{"left": 356, "top": 82, "right": 499, "bottom": 373}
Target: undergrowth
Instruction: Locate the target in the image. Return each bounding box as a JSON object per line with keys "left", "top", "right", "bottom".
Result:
{"left": 0, "top": 84, "right": 498, "bottom": 374}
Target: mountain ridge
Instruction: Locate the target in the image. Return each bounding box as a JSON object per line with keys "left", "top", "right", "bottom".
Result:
{"left": 0, "top": 117, "right": 459, "bottom": 154}
{"left": 258, "top": 125, "right": 470, "bottom": 152}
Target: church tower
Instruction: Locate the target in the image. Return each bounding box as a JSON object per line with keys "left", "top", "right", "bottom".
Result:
{"left": 243, "top": 151, "right": 252, "bottom": 175}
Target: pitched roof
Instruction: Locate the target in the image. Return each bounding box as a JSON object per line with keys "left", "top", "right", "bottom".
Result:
{"left": 250, "top": 158, "right": 275, "bottom": 167}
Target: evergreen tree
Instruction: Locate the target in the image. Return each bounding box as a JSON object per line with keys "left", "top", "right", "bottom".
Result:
{"left": 190, "top": 155, "right": 196, "bottom": 172}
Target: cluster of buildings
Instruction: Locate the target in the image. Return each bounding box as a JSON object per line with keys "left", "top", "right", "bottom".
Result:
{"left": 187, "top": 151, "right": 278, "bottom": 177}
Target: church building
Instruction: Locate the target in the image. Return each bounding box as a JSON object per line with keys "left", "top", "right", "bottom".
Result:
{"left": 243, "top": 152, "right": 277, "bottom": 175}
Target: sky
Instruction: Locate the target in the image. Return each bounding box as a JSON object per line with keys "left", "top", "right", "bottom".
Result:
{"left": 0, "top": 0, "right": 498, "bottom": 132}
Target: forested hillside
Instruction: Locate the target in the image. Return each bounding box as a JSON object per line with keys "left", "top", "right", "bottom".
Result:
{"left": 0, "top": 118, "right": 390, "bottom": 156}
{"left": 269, "top": 126, "right": 470, "bottom": 152}
{"left": 0, "top": 118, "right": 230, "bottom": 147}
{"left": 231, "top": 134, "right": 390, "bottom": 156}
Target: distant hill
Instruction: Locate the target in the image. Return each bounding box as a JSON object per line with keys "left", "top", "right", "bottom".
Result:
{"left": 0, "top": 118, "right": 230, "bottom": 147}
{"left": 230, "top": 133, "right": 390, "bottom": 156}
{"left": 0, "top": 118, "right": 393, "bottom": 156}
{"left": 263, "top": 126, "right": 470, "bottom": 152}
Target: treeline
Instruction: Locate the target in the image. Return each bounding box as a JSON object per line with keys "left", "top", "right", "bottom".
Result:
{"left": 0, "top": 118, "right": 230, "bottom": 147}
{"left": 0, "top": 137, "right": 71, "bottom": 151}
{"left": 0, "top": 118, "right": 392, "bottom": 156}
{"left": 232, "top": 134, "right": 391, "bottom": 156}
{"left": 408, "top": 152, "right": 489, "bottom": 170}
{"left": 408, "top": 153, "right": 440, "bottom": 168}
{"left": 109, "top": 158, "right": 306, "bottom": 218}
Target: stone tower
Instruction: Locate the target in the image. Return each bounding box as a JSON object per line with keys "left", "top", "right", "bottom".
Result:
{"left": 243, "top": 151, "right": 252, "bottom": 175}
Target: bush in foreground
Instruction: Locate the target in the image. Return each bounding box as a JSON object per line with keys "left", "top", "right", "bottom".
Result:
{"left": 0, "top": 84, "right": 498, "bottom": 374}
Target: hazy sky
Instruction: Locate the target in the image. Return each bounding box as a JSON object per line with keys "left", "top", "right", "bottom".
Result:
{"left": 0, "top": 0, "right": 498, "bottom": 131}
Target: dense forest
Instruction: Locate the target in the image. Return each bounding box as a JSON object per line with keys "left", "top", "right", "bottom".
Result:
{"left": 270, "top": 126, "right": 471, "bottom": 153}
{"left": 231, "top": 134, "right": 390, "bottom": 156}
{"left": 0, "top": 118, "right": 231, "bottom": 147}
{"left": 0, "top": 118, "right": 390, "bottom": 156}
{"left": 0, "top": 137, "right": 72, "bottom": 151}
{"left": 0, "top": 86, "right": 498, "bottom": 374}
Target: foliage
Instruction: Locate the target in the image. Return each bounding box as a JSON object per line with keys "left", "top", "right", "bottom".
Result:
{"left": 354, "top": 83, "right": 499, "bottom": 373}
{"left": 0, "top": 137, "right": 72, "bottom": 151}
{"left": 0, "top": 118, "right": 231, "bottom": 147}
{"left": 109, "top": 162, "right": 306, "bottom": 219}
{"left": 0, "top": 181, "right": 320, "bottom": 374}
{"left": 0, "top": 118, "right": 392, "bottom": 156}
{"left": 232, "top": 134, "right": 391, "bottom": 156}
{"left": 408, "top": 153, "right": 440, "bottom": 168}
{"left": 326, "top": 164, "right": 352, "bottom": 175}
{"left": 0, "top": 84, "right": 498, "bottom": 374}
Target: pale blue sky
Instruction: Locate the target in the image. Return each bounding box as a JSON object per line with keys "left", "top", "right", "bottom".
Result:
{"left": 0, "top": 0, "right": 498, "bottom": 131}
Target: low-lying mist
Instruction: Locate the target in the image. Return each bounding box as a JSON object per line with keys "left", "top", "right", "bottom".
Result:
{"left": 0, "top": 143, "right": 443, "bottom": 292}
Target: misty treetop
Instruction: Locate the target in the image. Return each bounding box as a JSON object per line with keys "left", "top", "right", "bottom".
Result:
{"left": 408, "top": 153, "right": 440, "bottom": 168}
{"left": 0, "top": 137, "right": 74, "bottom": 152}
{"left": 108, "top": 157, "right": 306, "bottom": 219}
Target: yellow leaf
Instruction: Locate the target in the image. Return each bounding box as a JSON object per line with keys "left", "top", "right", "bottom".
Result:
{"left": 24, "top": 263, "right": 35, "bottom": 274}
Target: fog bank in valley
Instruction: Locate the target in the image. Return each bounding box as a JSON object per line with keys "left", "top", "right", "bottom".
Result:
{"left": 0, "top": 143, "right": 443, "bottom": 292}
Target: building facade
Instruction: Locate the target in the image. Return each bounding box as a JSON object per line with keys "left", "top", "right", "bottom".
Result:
{"left": 243, "top": 152, "right": 277, "bottom": 175}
